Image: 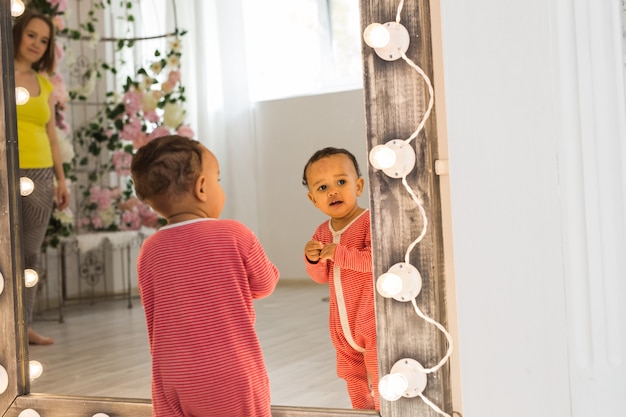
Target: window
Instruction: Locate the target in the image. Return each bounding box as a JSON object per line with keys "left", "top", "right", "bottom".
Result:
{"left": 242, "top": 0, "right": 363, "bottom": 101}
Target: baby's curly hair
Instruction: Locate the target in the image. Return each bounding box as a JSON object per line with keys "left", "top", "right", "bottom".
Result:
{"left": 302, "top": 147, "right": 362, "bottom": 187}
{"left": 131, "top": 135, "right": 204, "bottom": 211}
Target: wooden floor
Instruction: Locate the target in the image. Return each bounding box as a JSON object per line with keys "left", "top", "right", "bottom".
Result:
{"left": 29, "top": 281, "right": 352, "bottom": 409}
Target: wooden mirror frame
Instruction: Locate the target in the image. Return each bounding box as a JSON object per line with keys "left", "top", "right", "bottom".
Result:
{"left": 0, "top": 0, "right": 452, "bottom": 416}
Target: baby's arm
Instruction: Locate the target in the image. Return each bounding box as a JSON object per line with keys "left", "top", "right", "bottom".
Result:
{"left": 333, "top": 244, "right": 372, "bottom": 273}
{"left": 333, "top": 217, "right": 372, "bottom": 273}
{"left": 304, "top": 239, "right": 330, "bottom": 284}
{"left": 240, "top": 224, "right": 280, "bottom": 299}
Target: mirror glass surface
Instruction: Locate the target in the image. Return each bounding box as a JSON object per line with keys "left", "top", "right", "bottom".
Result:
{"left": 23, "top": 0, "right": 370, "bottom": 411}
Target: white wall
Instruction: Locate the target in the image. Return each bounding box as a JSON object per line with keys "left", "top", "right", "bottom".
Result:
{"left": 252, "top": 89, "right": 369, "bottom": 280}
{"left": 439, "top": 1, "right": 626, "bottom": 416}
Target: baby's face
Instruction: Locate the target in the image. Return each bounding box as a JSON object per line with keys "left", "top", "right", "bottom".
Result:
{"left": 306, "top": 154, "right": 363, "bottom": 219}
{"left": 199, "top": 147, "right": 225, "bottom": 218}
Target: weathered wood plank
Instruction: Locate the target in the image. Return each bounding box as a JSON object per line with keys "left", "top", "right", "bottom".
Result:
{"left": 0, "top": 1, "right": 29, "bottom": 411}
{"left": 359, "top": 0, "right": 451, "bottom": 416}
{"left": 6, "top": 395, "right": 379, "bottom": 417}
{"left": 7, "top": 395, "right": 153, "bottom": 417}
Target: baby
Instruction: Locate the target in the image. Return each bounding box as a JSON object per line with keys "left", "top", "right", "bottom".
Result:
{"left": 131, "top": 134, "right": 280, "bottom": 417}
{"left": 302, "top": 147, "right": 379, "bottom": 409}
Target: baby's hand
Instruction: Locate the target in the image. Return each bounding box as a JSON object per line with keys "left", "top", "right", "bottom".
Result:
{"left": 319, "top": 243, "right": 336, "bottom": 262}
{"left": 305, "top": 240, "right": 324, "bottom": 263}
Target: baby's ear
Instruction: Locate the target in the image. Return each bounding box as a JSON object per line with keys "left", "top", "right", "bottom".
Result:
{"left": 195, "top": 175, "right": 208, "bottom": 202}
{"left": 356, "top": 177, "right": 365, "bottom": 196}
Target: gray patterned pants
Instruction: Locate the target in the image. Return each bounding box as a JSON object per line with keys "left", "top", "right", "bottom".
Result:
{"left": 20, "top": 168, "right": 54, "bottom": 325}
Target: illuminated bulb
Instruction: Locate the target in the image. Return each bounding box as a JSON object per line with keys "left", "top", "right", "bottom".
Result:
{"left": 0, "top": 365, "right": 8, "bottom": 394}
{"left": 29, "top": 360, "right": 43, "bottom": 380}
{"left": 363, "top": 23, "right": 390, "bottom": 48}
{"left": 18, "top": 410, "right": 41, "bottom": 417}
{"left": 24, "top": 269, "right": 39, "bottom": 288}
{"left": 0, "top": 272, "right": 4, "bottom": 296}
{"left": 363, "top": 21, "right": 410, "bottom": 61}
{"left": 379, "top": 358, "right": 427, "bottom": 401}
{"left": 379, "top": 372, "right": 408, "bottom": 401}
{"left": 11, "top": 0, "right": 25, "bottom": 17}
{"left": 369, "top": 139, "right": 416, "bottom": 178}
{"left": 369, "top": 145, "right": 396, "bottom": 169}
{"left": 376, "top": 262, "right": 422, "bottom": 302}
{"left": 15, "top": 86, "right": 30, "bottom": 105}
{"left": 377, "top": 272, "right": 403, "bottom": 296}
{"left": 20, "top": 177, "right": 34, "bottom": 196}
{"left": 92, "top": 414, "right": 110, "bottom": 417}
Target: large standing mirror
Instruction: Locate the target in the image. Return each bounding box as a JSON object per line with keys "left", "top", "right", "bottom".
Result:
{"left": 0, "top": 0, "right": 454, "bottom": 416}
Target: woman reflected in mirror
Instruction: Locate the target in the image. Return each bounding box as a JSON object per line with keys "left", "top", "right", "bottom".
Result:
{"left": 13, "top": 9, "right": 70, "bottom": 345}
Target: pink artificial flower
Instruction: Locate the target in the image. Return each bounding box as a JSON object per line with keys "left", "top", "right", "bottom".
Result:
{"left": 87, "top": 186, "right": 117, "bottom": 211}
{"left": 112, "top": 150, "right": 132, "bottom": 176}
{"left": 53, "top": 16, "right": 65, "bottom": 31}
{"left": 143, "top": 110, "right": 160, "bottom": 123}
{"left": 167, "top": 70, "right": 181, "bottom": 85}
{"left": 139, "top": 204, "right": 160, "bottom": 229}
{"left": 54, "top": 41, "right": 64, "bottom": 62}
{"left": 148, "top": 126, "right": 170, "bottom": 141}
{"left": 77, "top": 217, "right": 92, "bottom": 229}
{"left": 118, "top": 196, "right": 139, "bottom": 212}
{"left": 50, "top": 73, "right": 69, "bottom": 107}
{"left": 96, "top": 188, "right": 112, "bottom": 211}
{"left": 132, "top": 132, "right": 150, "bottom": 150}
{"left": 123, "top": 91, "right": 143, "bottom": 115}
{"left": 120, "top": 210, "right": 142, "bottom": 230}
{"left": 177, "top": 125, "right": 194, "bottom": 138}
{"left": 48, "top": 0, "right": 68, "bottom": 12}
{"left": 161, "top": 80, "right": 175, "bottom": 94}
{"left": 105, "top": 129, "right": 118, "bottom": 142}
{"left": 87, "top": 185, "right": 102, "bottom": 203}
{"left": 91, "top": 216, "right": 103, "bottom": 230}
{"left": 55, "top": 108, "right": 70, "bottom": 133}
{"left": 121, "top": 117, "right": 143, "bottom": 142}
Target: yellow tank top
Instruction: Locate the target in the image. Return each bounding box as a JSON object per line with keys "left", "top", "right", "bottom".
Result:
{"left": 17, "top": 73, "right": 54, "bottom": 168}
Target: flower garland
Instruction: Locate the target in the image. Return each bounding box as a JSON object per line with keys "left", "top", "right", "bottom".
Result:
{"left": 26, "top": 0, "right": 192, "bottom": 245}
{"left": 74, "top": 32, "right": 192, "bottom": 233}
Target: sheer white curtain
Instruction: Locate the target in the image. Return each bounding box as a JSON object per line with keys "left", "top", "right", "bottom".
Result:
{"left": 175, "top": 0, "right": 260, "bottom": 232}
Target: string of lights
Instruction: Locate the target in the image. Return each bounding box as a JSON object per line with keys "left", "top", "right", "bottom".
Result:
{"left": 364, "top": 1, "right": 452, "bottom": 415}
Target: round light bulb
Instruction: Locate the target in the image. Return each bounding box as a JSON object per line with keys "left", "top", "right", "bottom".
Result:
{"left": 15, "top": 86, "right": 30, "bottom": 105}
{"left": 366, "top": 21, "right": 411, "bottom": 61}
{"left": 376, "top": 272, "right": 403, "bottom": 298}
{"left": 369, "top": 145, "right": 397, "bottom": 170}
{"left": 376, "top": 262, "right": 422, "bottom": 302}
{"left": 379, "top": 372, "right": 408, "bottom": 401}
{"left": 369, "top": 139, "right": 416, "bottom": 178}
{"left": 0, "top": 365, "right": 8, "bottom": 394}
{"left": 29, "top": 360, "right": 43, "bottom": 380}
{"left": 0, "top": 272, "right": 4, "bottom": 296}
{"left": 24, "top": 269, "right": 39, "bottom": 288}
{"left": 20, "top": 177, "right": 35, "bottom": 196}
{"left": 380, "top": 358, "right": 428, "bottom": 401}
{"left": 363, "top": 23, "right": 390, "bottom": 49}
{"left": 18, "top": 410, "right": 41, "bottom": 417}
{"left": 92, "top": 414, "right": 110, "bottom": 417}
{"left": 11, "top": 0, "right": 25, "bottom": 17}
